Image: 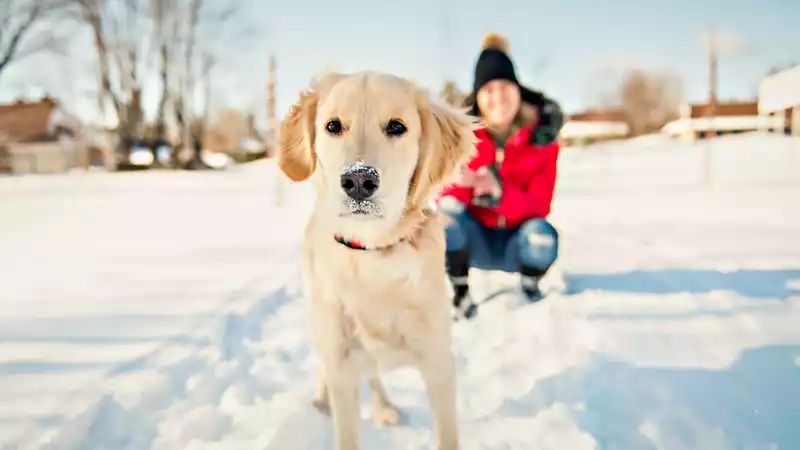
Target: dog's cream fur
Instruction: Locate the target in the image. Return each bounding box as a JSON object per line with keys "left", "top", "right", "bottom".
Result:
{"left": 277, "top": 71, "right": 477, "bottom": 449}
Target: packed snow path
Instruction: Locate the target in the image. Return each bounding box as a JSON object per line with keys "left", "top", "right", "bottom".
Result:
{"left": 1, "top": 133, "right": 799, "bottom": 449}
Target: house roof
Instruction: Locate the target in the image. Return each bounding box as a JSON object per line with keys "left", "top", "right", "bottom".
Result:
{"left": 688, "top": 101, "right": 758, "bottom": 118}
{"left": 561, "top": 108, "right": 630, "bottom": 139}
{"left": 568, "top": 108, "right": 627, "bottom": 122}
{"left": 0, "top": 97, "right": 58, "bottom": 142}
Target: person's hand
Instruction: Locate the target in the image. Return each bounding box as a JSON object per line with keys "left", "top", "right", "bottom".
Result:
{"left": 472, "top": 166, "right": 501, "bottom": 197}
{"left": 457, "top": 165, "right": 477, "bottom": 187}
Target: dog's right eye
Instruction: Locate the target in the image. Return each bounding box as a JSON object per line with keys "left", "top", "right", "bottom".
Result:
{"left": 325, "top": 119, "right": 343, "bottom": 135}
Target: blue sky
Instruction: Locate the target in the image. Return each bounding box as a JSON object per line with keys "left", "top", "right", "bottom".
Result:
{"left": 261, "top": 0, "right": 799, "bottom": 113}
{"left": 1, "top": 0, "right": 798, "bottom": 126}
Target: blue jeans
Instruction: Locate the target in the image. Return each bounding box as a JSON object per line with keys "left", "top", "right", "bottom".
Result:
{"left": 440, "top": 199, "right": 559, "bottom": 274}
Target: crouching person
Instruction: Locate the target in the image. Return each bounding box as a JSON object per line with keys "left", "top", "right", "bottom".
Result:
{"left": 437, "top": 31, "right": 563, "bottom": 319}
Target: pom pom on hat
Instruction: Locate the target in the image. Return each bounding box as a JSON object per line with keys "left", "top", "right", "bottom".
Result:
{"left": 481, "top": 32, "right": 510, "bottom": 53}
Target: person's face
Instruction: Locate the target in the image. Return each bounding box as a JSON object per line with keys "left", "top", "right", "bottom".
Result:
{"left": 476, "top": 79, "right": 521, "bottom": 129}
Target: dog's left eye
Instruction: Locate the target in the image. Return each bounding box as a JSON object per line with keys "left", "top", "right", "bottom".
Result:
{"left": 385, "top": 120, "right": 407, "bottom": 137}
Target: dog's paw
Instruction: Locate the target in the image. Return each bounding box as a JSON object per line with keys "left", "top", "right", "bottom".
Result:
{"left": 373, "top": 404, "right": 402, "bottom": 428}
{"left": 312, "top": 397, "right": 330, "bottom": 416}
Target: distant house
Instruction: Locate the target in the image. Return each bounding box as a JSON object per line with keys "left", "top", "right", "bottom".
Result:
{"left": 0, "top": 97, "right": 111, "bottom": 174}
{"left": 661, "top": 101, "right": 783, "bottom": 140}
{"left": 559, "top": 109, "right": 630, "bottom": 146}
{"left": 759, "top": 64, "right": 800, "bottom": 136}
{"left": 202, "top": 110, "right": 267, "bottom": 163}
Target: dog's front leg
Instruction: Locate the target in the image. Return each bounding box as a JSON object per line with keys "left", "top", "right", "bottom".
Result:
{"left": 326, "top": 364, "right": 361, "bottom": 450}
{"left": 312, "top": 302, "right": 362, "bottom": 450}
{"left": 418, "top": 341, "right": 460, "bottom": 449}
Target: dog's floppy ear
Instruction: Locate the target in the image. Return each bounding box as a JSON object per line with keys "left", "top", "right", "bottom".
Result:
{"left": 278, "top": 90, "right": 319, "bottom": 182}
{"left": 426, "top": 100, "right": 478, "bottom": 185}
{"left": 410, "top": 93, "right": 478, "bottom": 206}
{"left": 278, "top": 72, "right": 346, "bottom": 182}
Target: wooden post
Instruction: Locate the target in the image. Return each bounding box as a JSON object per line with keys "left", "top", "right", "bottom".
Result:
{"left": 706, "top": 29, "right": 718, "bottom": 138}
{"left": 267, "top": 54, "right": 284, "bottom": 206}
{"left": 703, "top": 29, "right": 718, "bottom": 187}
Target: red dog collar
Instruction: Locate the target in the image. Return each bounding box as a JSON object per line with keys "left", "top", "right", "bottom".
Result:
{"left": 332, "top": 209, "right": 433, "bottom": 251}
{"left": 333, "top": 234, "right": 405, "bottom": 251}
{"left": 333, "top": 234, "right": 367, "bottom": 250}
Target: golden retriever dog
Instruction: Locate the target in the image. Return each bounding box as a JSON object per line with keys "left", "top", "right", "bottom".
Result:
{"left": 277, "top": 71, "right": 477, "bottom": 450}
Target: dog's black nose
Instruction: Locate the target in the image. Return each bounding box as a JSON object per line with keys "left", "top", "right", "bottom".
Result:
{"left": 340, "top": 165, "right": 380, "bottom": 201}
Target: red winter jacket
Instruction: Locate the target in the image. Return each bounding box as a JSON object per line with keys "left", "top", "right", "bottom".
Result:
{"left": 438, "top": 126, "right": 559, "bottom": 229}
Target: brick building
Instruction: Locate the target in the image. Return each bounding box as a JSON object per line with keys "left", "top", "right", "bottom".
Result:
{"left": 0, "top": 97, "right": 112, "bottom": 173}
{"left": 0, "top": 97, "right": 63, "bottom": 141}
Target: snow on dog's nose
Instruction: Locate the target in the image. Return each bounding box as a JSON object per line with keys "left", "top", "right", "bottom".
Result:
{"left": 340, "top": 163, "right": 380, "bottom": 201}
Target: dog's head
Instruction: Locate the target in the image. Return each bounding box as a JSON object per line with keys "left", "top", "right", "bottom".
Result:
{"left": 278, "top": 71, "right": 477, "bottom": 241}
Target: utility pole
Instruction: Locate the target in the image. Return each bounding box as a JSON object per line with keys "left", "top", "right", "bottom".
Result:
{"left": 703, "top": 28, "right": 718, "bottom": 187}
{"left": 266, "top": 54, "right": 284, "bottom": 206}
{"left": 707, "top": 28, "right": 718, "bottom": 138}
{"left": 266, "top": 54, "right": 277, "bottom": 156}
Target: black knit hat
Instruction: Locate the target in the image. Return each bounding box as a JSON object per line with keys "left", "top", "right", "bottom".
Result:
{"left": 473, "top": 33, "right": 518, "bottom": 95}
{"left": 466, "top": 32, "right": 546, "bottom": 117}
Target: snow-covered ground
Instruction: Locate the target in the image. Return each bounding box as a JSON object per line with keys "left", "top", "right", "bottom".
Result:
{"left": 1, "top": 132, "right": 799, "bottom": 449}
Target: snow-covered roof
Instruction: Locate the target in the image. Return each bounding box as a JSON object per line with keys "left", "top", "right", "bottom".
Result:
{"left": 661, "top": 115, "right": 785, "bottom": 134}
{"left": 560, "top": 120, "right": 630, "bottom": 139}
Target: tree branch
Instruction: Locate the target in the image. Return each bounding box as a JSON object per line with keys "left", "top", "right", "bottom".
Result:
{"left": 0, "top": 3, "right": 43, "bottom": 77}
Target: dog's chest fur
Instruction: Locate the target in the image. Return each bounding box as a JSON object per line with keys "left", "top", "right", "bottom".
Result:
{"left": 331, "top": 246, "right": 427, "bottom": 369}
{"left": 304, "top": 219, "right": 449, "bottom": 373}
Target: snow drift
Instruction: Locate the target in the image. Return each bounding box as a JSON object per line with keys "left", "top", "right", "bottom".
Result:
{"left": 1, "top": 133, "right": 799, "bottom": 449}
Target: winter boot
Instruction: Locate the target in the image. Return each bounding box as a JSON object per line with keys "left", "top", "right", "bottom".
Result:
{"left": 446, "top": 248, "right": 477, "bottom": 320}
{"left": 520, "top": 265, "right": 547, "bottom": 303}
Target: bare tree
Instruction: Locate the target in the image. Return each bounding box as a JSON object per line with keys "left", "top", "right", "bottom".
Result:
{"left": 71, "top": 0, "right": 152, "bottom": 160}
{"left": 65, "top": 0, "right": 241, "bottom": 169}
{"left": 601, "top": 69, "right": 684, "bottom": 136}
{"left": 189, "top": 49, "right": 214, "bottom": 155}
{"left": 170, "top": 0, "right": 234, "bottom": 160}
{"left": 440, "top": 80, "right": 466, "bottom": 108}
{"left": 177, "top": 0, "right": 202, "bottom": 153}
{"left": 0, "top": 0, "right": 69, "bottom": 81}
{"left": 150, "top": 0, "right": 176, "bottom": 141}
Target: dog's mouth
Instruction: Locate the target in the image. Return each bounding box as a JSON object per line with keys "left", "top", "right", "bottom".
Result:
{"left": 339, "top": 198, "right": 382, "bottom": 218}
